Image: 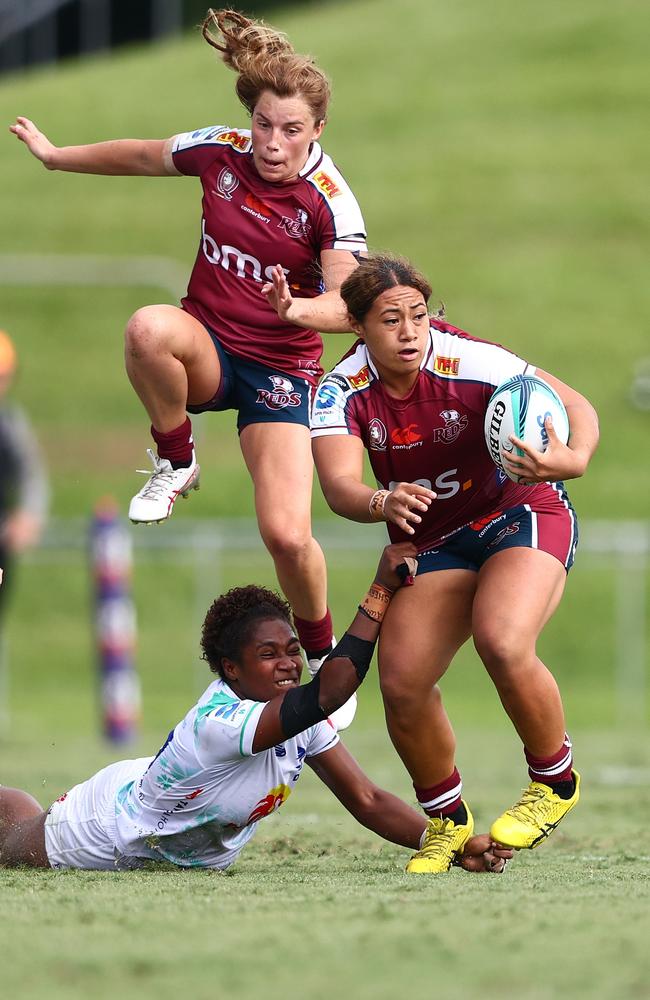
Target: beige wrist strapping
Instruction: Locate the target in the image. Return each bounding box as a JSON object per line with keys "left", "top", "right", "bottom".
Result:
{"left": 368, "top": 489, "right": 390, "bottom": 521}
{"left": 358, "top": 582, "right": 394, "bottom": 623}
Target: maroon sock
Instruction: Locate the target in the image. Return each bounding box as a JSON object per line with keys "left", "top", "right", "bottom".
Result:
{"left": 414, "top": 767, "right": 463, "bottom": 819}
{"left": 294, "top": 610, "right": 333, "bottom": 659}
{"left": 151, "top": 418, "right": 193, "bottom": 468}
{"left": 525, "top": 734, "right": 573, "bottom": 786}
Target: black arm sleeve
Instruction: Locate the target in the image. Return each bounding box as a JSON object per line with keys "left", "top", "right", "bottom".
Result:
{"left": 279, "top": 673, "right": 326, "bottom": 739}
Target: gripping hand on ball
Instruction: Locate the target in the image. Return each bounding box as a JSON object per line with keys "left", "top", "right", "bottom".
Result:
{"left": 504, "top": 417, "right": 576, "bottom": 484}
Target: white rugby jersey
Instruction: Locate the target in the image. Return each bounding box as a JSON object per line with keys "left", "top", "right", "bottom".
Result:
{"left": 310, "top": 317, "right": 565, "bottom": 551}
{"left": 111, "top": 678, "right": 338, "bottom": 869}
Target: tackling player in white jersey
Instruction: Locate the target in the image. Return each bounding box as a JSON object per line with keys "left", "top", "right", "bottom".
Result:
{"left": 0, "top": 545, "right": 511, "bottom": 874}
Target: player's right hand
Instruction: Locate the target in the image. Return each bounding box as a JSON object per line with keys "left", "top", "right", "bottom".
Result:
{"left": 261, "top": 264, "right": 295, "bottom": 322}
{"left": 383, "top": 481, "right": 436, "bottom": 535}
{"left": 9, "top": 117, "right": 56, "bottom": 167}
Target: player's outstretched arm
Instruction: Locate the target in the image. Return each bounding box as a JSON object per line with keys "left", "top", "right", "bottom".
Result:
{"left": 251, "top": 542, "right": 417, "bottom": 752}
{"left": 261, "top": 253, "right": 358, "bottom": 333}
{"left": 307, "top": 745, "right": 514, "bottom": 873}
{"left": 9, "top": 117, "right": 178, "bottom": 176}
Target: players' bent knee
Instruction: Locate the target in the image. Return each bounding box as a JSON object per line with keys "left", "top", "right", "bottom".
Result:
{"left": 124, "top": 306, "right": 175, "bottom": 357}
{"left": 473, "top": 628, "right": 533, "bottom": 679}
{"left": 380, "top": 673, "right": 443, "bottom": 718}
{"left": 259, "top": 524, "right": 314, "bottom": 565}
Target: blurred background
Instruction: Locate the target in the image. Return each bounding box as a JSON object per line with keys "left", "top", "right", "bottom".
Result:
{"left": 0, "top": 0, "right": 648, "bottom": 765}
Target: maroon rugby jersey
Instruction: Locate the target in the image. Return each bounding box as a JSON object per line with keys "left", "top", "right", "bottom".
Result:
{"left": 311, "top": 318, "right": 565, "bottom": 551}
{"left": 171, "top": 126, "right": 367, "bottom": 385}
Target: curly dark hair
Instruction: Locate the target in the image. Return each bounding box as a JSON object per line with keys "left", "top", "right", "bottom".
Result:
{"left": 201, "top": 584, "right": 294, "bottom": 677}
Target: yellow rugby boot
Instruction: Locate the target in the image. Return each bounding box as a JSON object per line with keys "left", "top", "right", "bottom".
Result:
{"left": 490, "top": 770, "right": 580, "bottom": 849}
{"left": 406, "top": 802, "right": 474, "bottom": 874}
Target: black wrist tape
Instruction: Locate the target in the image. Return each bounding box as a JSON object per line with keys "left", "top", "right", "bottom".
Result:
{"left": 279, "top": 673, "right": 326, "bottom": 739}
{"left": 326, "top": 633, "right": 376, "bottom": 682}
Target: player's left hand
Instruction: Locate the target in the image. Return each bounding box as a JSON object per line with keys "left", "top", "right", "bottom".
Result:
{"left": 261, "top": 264, "right": 299, "bottom": 323}
{"left": 374, "top": 541, "right": 418, "bottom": 591}
{"left": 456, "top": 834, "right": 514, "bottom": 873}
{"left": 503, "top": 417, "right": 580, "bottom": 484}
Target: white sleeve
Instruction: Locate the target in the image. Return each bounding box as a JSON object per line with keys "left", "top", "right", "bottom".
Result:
{"left": 433, "top": 333, "right": 534, "bottom": 390}
{"left": 305, "top": 719, "right": 339, "bottom": 758}
{"left": 307, "top": 152, "right": 367, "bottom": 253}
{"left": 196, "top": 697, "right": 266, "bottom": 760}
{"left": 310, "top": 375, "right": 353, "bottom": 436}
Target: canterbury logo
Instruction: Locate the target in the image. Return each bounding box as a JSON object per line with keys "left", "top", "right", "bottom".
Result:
{"left": 391, "top": 424, "right": 422, "bottom": 445}
{"left": 244, "top": 192, "right": 271, "bottom": 217}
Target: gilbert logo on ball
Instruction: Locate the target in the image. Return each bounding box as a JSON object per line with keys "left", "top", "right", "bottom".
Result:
{"left": 484, "top": 374, "right": 569, "bottom": 483}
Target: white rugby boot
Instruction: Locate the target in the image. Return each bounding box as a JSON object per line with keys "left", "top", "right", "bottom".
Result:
{"left": 128, "top": 449, "right": 200, "bottom": 524}
{"left": 308, "top": 639, "right": 358, "bottom": 732}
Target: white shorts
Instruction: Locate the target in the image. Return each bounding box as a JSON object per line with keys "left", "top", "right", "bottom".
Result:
{"left": 44, "top": 757, "right": 152, "bottom": 870}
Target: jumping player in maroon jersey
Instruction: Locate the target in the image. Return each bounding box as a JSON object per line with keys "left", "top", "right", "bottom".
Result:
{"left": 272, "top": 253, "right": 599, "bottom": 872}
{"left": 10, "top": 9, "right": 366, "bottom": 727}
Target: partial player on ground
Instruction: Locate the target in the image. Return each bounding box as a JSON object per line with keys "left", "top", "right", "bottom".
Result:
{"left": 0, "top": 543, "right": 512, "bottom": 875}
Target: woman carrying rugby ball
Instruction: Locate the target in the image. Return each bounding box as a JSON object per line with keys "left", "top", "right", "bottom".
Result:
{"left": 268, "top": 252, "right": 599, "bottom": 873}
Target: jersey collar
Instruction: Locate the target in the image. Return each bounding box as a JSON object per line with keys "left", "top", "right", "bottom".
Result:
{"left": 299, "top": 141, "right": 324, "bottom": 177}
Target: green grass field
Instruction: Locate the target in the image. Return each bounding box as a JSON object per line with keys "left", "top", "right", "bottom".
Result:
{"left": 1, "top": 0, "right": 649, "bottom": 996}
{"left": 1, "top": 725, "right": 649, "bottom": 1000}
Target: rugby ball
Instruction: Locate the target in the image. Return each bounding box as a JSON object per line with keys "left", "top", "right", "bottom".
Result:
{"left": 484, "top": 374, "right": 569, "bottom": 483}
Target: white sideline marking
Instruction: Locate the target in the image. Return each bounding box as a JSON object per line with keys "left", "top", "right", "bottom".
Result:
{"left": 0, "top": 253, "right": 187, "bottom": 299}
{"left": 596, "top": 766, "right": 650, "bottom": 786}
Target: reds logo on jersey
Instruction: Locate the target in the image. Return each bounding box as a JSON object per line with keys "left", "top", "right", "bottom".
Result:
{"left": 278, "top": 208, "right": 311, "bottom": 239}
{"left": 256, "top": 375, "right": 302, "bottom": 410}
{"left": 432, "top": 409, "right": 469, "bottom": 444}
